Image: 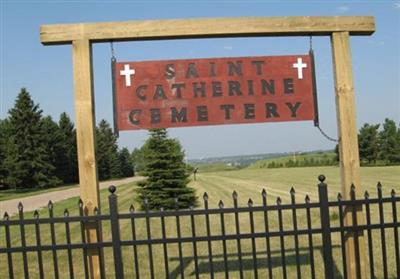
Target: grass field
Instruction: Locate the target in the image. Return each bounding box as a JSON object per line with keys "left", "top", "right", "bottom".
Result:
{"left": 249, "top": 151, "right": 337, "bottom": 169}
{"left": 1, "top": 166, "right": 399, "bottom": 278}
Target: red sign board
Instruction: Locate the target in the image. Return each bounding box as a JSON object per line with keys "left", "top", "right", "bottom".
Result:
{"left": 113, "top": 54, "right": 318, "bottom": 131}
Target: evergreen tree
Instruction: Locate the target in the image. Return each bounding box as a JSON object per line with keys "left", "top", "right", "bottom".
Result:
{"left": 137, "top": 129, "right": 197, "bottom": 209}
{"left": 334, "top": 144, "right": 340, "bottom": 162}
{"left": 0, "top": 119, "right": 10, "bottom": 187}
{"left": 358, "top": 123, "right": 380, "bottom": 164}
{"left": 131, "top": 147, "right": 146, "bottom": 174}
{"left": 96, "top": 119, "right": 120, "bottom": 180}
{"left": 119, "top": 147, "right": 134, "bottom": 177}
{"left": 379, "top": 118, "right": 400, "bottom": 163}
{"left": 5, "top": 88, "right": 60, "bottom": 189}
{"left": 57, "top": 112, "right": 79, "bottom": 183}
{"left": 40, "top": 116, "right": 62, "bottom": 185}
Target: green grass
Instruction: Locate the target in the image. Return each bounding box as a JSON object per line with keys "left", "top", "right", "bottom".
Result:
{"left": 1, "top": 166, "right": 399, "bottom": 278}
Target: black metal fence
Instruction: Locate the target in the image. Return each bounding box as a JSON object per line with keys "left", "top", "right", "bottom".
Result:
{"left": 0, "top": 175, "right": 399, "bottom": 279}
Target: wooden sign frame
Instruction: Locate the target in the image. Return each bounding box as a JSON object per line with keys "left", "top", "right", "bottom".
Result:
{"left": 40, "top": 16, "right": 375, "bottom": 279}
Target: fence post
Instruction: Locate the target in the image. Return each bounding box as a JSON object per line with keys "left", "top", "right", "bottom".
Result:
{"left": 108, "top": 185, "right": 124, "bottom": 279}
{"left": 318, "top": 175, "right": 334, "bottom": 279}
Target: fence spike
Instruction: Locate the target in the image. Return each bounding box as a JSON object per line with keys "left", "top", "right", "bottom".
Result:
{"left": 337, "top": 192, "right": 343, "bottom": 201}
{"left": 174, "top": 197, "right": 179, "bottom": 204}
{"left": 189, "top": 205, "right": 194, "bottom": 210}
{"left": 94, "top": 207, "right": 99, "bottom": 215}
{"left": 48, "top": 200, "right": 53, "bottom": 210}
{"left": 232, "top": 190, "right": 238, "bottom": 199}
{"left": 64, "top": 208, "right": 69, "bottom": 217}
{"left": 78, "top": 199, "right": 84, "bottom": 208}
{"left": 18, "top": 201, "right": 24, "bottom": 212}
{"left": 391, "top": 189, "right": 396, "bottom": 197}
{"left": 318, "top": 174, "right": 326, "bottom": 183}
{"left": 203, "top": 192, "right": 208, "bottom": 201}
{"left": 144, "top": 197, "right": 149, "bottom": 205}
{"left": 261, "top": 188, "right": 267, "bottom": 198}
{"left": 160, "top": 206, "right": 164, "bottom": 212}
{"left": 290, "top": 187, "right": 295, "bottom": 195}
{"left": 305, "top": 195, "right": 310, "bottom": 203}
{"left": 364, "top": 191, "right": 370, "bottom": 199}
{"left": 276, "top": 196, "right": 282, "bottom": 205}
{"left": 248, "top": 198, "right": 253, "bottom": 207}
{"left": 350, "top": 184, "right": 356, "bottom": 192}
{"left": 129, "top": 204, "right": 135, "bottom": 213}
{"left": 377, "top": 181, "right": 382, "bottom": 190}
{"left": 219, "top": 200, "right": 224, "bottom": 208}
{"left": 108, "top": 185, "right": 116, "bottom": 194}
{"left": 33, "top": 210, "right": 39, "bottom": 219}
{"left": 3, "top": 212, "right": 9, "bottom": 220}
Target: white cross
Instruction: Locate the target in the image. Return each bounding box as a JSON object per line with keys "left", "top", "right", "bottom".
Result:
{"left": 293, "top": 58, "right": 307, "bottom": 79}
{"left": 120, "top": 64, "right": 135, "bottom": 87}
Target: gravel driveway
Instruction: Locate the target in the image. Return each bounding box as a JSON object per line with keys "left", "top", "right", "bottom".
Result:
{"left": 0, "top": 176, "right": 142, "bottom": 216}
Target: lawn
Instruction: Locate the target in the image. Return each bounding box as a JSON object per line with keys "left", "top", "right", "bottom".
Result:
{"left": 1, "top": 166, "right": 399, "bottom": 278}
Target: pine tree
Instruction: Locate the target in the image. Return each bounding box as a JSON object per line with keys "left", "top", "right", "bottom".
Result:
{"left": 57, "top": 112, "right": 79, "bottom": 183}
{"left": 131, "top": 147, "right": 146, "bottom": 174}
{"left": 0, "top": 119, "right": 10, "bottom": 187}
{"left": 5, "top": 88, "right": 60, "bottom": 189}
{"left": 137, "top": 129, "right": 197, "bottom": 209}
{"left": 96, "top": 120, "right": 121, "bottom": 180}
{"left": 379, "top": 118, "right": 400, "bottom": 163}
{"left": 358, "top": 123, "right": 380, "bottom": 164}
{"left": 119, "top": 147, "right": 134, "bottom": 177}
{"left": 40, "top": 116, "right": 62, "bottom": 185}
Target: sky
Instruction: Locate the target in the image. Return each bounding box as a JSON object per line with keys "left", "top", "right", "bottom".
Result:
{"left": 1, "top": 0, "right": 399, "bottom": 159}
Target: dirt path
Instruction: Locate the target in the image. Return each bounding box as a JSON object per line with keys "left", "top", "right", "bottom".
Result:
{"left": 0, "top": 176, "right": 142, "bottom": 216}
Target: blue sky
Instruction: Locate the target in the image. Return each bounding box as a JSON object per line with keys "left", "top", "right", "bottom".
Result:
{"left": 1, "top": 1, "right": 399, "bottom": 159}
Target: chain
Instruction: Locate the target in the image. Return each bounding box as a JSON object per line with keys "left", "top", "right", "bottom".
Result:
{"left": 316, "top": 125, "right": 339, "bottom": 143}
{"left": 309, "top": 35, "right": 338, "bottom": 143}
{"left": 110, "top": 41, "right": 116, "bottom": 61}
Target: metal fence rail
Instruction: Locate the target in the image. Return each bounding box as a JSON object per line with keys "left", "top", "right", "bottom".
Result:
{"left": 0, "top": 175, "right": 399, "bottom": 279}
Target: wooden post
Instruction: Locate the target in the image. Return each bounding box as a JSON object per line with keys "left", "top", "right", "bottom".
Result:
{"left": 331, "top": 31, "right": 366, "bottom": 279}
{"left": 72, "top": 39, "right": 102, "bottom": 279}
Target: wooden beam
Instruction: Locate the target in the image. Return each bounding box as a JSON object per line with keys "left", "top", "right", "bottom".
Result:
{"left": 331, "top": 31, "right": 366, "bottom": 279}
{"left": 72, "top": 39, "right": 102, "bottom": 279}
{"left": 41, "top": 16, "right": 375, "bottom": 45}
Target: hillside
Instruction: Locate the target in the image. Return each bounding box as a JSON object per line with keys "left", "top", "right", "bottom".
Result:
{"left": 248, "top": 151, "right": 337, "bottom": 169}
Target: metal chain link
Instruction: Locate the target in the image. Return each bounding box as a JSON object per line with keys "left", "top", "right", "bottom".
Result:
{"left": 110, "top": 41, "right": 116, "bottom": 61}
{"left": 316, "top": 125, "right": 339, "bottom": 142}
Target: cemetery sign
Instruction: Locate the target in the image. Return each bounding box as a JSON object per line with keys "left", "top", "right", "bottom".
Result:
{"left": 113, "top": 54, "right": 318, "bottom": 131}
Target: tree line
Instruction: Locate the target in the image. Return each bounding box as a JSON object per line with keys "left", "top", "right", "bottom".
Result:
{"left": 0, "top": 88, "right": 134, "bottom": 190}
{"left": 355, "top": 119, "right": 400, "bottom": 165}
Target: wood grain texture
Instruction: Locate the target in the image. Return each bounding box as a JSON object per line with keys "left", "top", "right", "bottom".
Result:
{"left": 41, "top": 16, "right": 375, "bottom": 45}
{"left": 331, "top": 31, "right": 366, "bottom": 279}
{"left": 72, "top": 39, "right": 102, "bottom": 279}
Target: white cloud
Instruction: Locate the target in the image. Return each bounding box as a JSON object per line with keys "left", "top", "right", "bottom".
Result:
{"left": 338, "top": 5, "right": 350, "bottom": 12}
{"left": 395, "top": 3, "right": 400, "bottom": 9}
{"left": 223, "top": 46, "right": 233, "bottom": 50}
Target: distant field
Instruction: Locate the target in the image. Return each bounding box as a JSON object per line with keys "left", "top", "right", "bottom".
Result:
{"left": 1, "top": 166, "right": 399, "bottom": 278}
{"left": 192, "top": 162, "right": 240, "bottom": 173}
{"left": 249, "top": 151, "right": 337, "bottom": 169}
